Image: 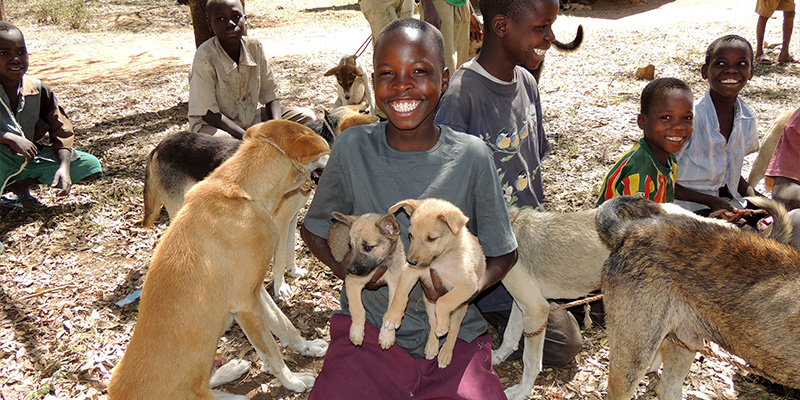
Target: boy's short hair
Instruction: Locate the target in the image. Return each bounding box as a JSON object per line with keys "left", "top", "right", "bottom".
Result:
{"left": 0, "top": 21, "right": 22, "bottom": 35}
{"left": 479, "top": 0, "right": 539, "bottom": 22}
{"left": 640, "top": 77, "right": 691, "bottom": 115}
{"left": 376, "top": 18, "right": 445, "bottom": 71}
{"left": 206, "top": 0, "right": 243, "bottom": 12}
{"left": 704, "top": 34, "right": 754, "bottom": 65}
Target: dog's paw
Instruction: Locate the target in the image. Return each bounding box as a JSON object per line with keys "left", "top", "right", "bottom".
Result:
{"left": 276, "top": 282, "right": 294, "bottom": 301}
{"left": 299, "top": 339, "right": 328, "bottom": 357}
{"left": 290, "top": 265, "right": 308, "bottom": 277}
{"left": 282, "top": 371, "right": 316, "bottom": 392}
{"left": 350, "top": 324, "right": 365, "bottom": 346}
{"left": 382, "top": 312, "right": 402, "bottom": 330}
{"left": 378, "top": 327, "right": 396, "bottom": 349}
{"left": 437, "top": 347, "right": 453, "bottom": 368}
{"left": 209, "top": 359, "right": 251, "bottom": 388}
{"left": 505, "top": 383, "right": 532, "bottom": 400}
{"left": 424, "top": 337, "right": 440, "bottom": 360}
{"left": 434, "top": 320, "right": 450, "bottom": 338}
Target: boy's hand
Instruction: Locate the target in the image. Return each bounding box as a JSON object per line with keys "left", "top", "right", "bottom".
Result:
{"left": 4, "top": 134, "right": 37, "bottom": 161}
{"left": 469, "top": 12, "right": 483, "bottom": 42}
{"left": 52, "top": 165, "right": 72, "bottom": 196}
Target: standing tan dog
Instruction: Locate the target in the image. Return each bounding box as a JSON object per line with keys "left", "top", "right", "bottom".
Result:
{"left": 140, "top": 106, "right": 375, "bottom": 300}
{"left": 327, "top": 212, "right": 405, "bottom": 347}
{"left": 596, "top": 196, "right": 796, "bottom": 400}
{"left": 380, "top": 198, "right": 486, "bottom": 368}
{"left": 324, "top": 54, "right": 375, "bottom": 115}
{"left": 109, "top": 120, "right": 330, "bottom": 400}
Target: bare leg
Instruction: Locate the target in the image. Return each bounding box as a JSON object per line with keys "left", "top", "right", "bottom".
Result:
{"left": 778, "top": 11, "right": 796, "bottom": 62}
{"left": 756, "top": 15, "right": 770, "bottom": 62}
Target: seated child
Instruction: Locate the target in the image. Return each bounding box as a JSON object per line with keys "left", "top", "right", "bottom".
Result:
{"left": 675, "top": 35, "right": 761, "bottom": 220}
{"left": 300, "top": 18, "right": 517, "bottom": 399}
{"left": 0, "top": 22, "right": 102, "bottom": 211}
{"left": 597, "top": 78, "right": 694, "bottom": 206}
{"left": 188, "top": 0, "right": 315, "bottom": 139}
{"left": 765, "top": 106, "right": 800, "bottom": 248}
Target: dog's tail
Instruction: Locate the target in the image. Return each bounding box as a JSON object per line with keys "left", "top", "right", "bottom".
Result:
{"left": 140, "top": 151, "right": 161, "bottom": 228}
{"left": 595, "top": 196, "right": 669, "bottom": 250}
{"left": 746, "top": 196, "right": 793, "bottom": 244}
{"left": 747, "top": 109, "right": 793, "bottom": 191}
{"left": 552, "top": 25, "right": 583, "bottom": 52}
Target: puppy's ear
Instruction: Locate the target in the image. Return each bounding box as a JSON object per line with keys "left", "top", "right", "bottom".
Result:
{"left": 377, "top": 213, "right": 400, "bottom": 239}
{"left": 324, "top": 66, "right": 339, "bottom": 76}
{"left": 354, "top": 66, "right": 364, "bottom": 77}
{"left": 331, "top": 211, "right": 357, "bottom": 227}
{"left": 438, "top": 209, "right": 469, "bottom": 235}
{"left": 389, "top": 199, "right": 420, "bottom": 216}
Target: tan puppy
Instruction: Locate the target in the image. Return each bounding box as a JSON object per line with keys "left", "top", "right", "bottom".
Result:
{"left": 108, "top": 120, "right": 330, "bottom": 400}
{"left": 328, "top": 212, "right": 405, "bottom": 346}
{"left": 380, "top": 198, "right": 486, "bottom": 368}
{"left": 748, "top": 108, "right": 793, "bottom": 192}
{"left": 324, "top": 54, "right": 375, "bottom": 115}
{"left": 596, "top": 196, "right": 796, "bottom": 400}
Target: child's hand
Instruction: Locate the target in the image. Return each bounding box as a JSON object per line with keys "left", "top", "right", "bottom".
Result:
{"left": 469, "top": 12, "right": 483, "bottom": 42}
{"left": 4, "top": 134, "right": 37, "bottom": 161}
{"left": 51, "top": 165, "right": 72, "bottom": 196}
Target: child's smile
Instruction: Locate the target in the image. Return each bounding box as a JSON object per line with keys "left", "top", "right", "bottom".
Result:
{"left": 0, "top": 28, "right": 28, "bottom": 87}
{"left": 702, "top": 41, "right": 753, "bottom": 99}
{"left": 639, "top": 88, "right": 694, "bottom": 166}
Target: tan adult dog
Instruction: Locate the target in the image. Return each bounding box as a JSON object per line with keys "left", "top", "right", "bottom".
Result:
{"left": 596, "top": 196, "right": 796, "bottom": 400}
{"left": 328, "top": 212, "right": 405, "bottom": 346}
{"left": 324, "top": 54, "right": 375, "bottom": 115}
{"left": 380, "top": 198, "right": 486, "bottom": 368}
{"left": 494, "top": 199, "right": 787, "bottom": 400}
{"left": 748, "top": 108, "right": 793, "bottom": 193}
{"left": 140, "top": 106, "right": 375, "bottom": 301}
{"left": 108, "top": 120, "right": 330, "bottom": 400}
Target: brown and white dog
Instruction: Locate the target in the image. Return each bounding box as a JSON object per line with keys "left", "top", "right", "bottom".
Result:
{"left": 328, "top": 212, "right": 406, "bottom": 347}
{"left": 140, "top": 106, "right": 376, "bottom": 300}
{"left": 109, "top": 120, "right": 331, "bottom": 400}
{"left": 380, "top": 198, "right": 486, "bottom": 368}
{"left": 324, "top": 54, "right": 375, "bottom": 115}
{"left": 596, "top": 196, "right": 796, "bottom": 400}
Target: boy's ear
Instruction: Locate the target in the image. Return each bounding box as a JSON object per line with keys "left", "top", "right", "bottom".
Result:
{"left": 492, "top": 15, "right": 509, "bottom": 38}
{"left": 637, "top": 113, "right": 646, "bottom": 130}
{"left": 700, "top": 63, "right": 708, "bottom": 80}
{"left": 441, "top": 67, "right": 450, "bottom": 93}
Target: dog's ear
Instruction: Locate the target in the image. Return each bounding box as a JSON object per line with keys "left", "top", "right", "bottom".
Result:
{"left": 377, "top": 213, "right": 400, "bottom": 239}
{"left": 389, "top": 199, "right": 420, "bottom": 216}
{"left": 438, "top": 209, "right": 469, "bottom": 235}
{"left": 324, "top": 66, "right": 339, "bottom": 76}
{"left": 331, "top": 211, "right": 357, "bottom": 227}
{"left": 353, "top": 66, "right": 364, "bottom": 77}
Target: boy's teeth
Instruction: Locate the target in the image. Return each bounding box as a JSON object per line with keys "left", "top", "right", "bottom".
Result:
{"left": 391, "top": 100, "right": 419, "bottom": 113}
{"left": 534, "top": 48, "right": 547, "bottom": 57}
{"left": 666, "top": 136, "right": 683, "bottom": 142}
{"left": 721, "top": 79, "right": 738, "bottom": 84}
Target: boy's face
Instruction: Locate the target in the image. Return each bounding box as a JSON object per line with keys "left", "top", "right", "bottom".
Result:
{"left": 208, "top": 0, "right": 246, "bottom": 47}
{"left": 0, "top": 29, "right": 27, "bottom": 86}
{"left": 372, "top": 27, "right": 448, "bottom": 135}
{"left": 499, "top": 0, "right": 558, "bottom": 70}
{"left": 638, "top": 88, "right": 694, "bottom": 165}
{"left": 701, "top": 41, "right": 753, "bottom": 99}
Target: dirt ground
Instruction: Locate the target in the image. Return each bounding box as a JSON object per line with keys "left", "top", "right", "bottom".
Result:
{"left": 0, "top": 0, "right": 798, "bottom": 399}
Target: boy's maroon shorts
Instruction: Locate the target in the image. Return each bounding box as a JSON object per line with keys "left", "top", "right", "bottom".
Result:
{"left": 308, "top": 313, "right": 507, "bottom": 400}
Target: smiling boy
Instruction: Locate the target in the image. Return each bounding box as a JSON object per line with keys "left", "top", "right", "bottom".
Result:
{"left": 301, "top": 18, "right": 517, "bottom": 399}
{"left": 597, "top": 78, "right": 694, "bottom": 205}
{"left": 675, "top": 35, "right": 762, "bottom": 218}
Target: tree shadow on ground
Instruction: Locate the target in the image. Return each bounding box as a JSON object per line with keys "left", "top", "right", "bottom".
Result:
{"left": 302, "top": 2, "right": 360, "bottom": 13}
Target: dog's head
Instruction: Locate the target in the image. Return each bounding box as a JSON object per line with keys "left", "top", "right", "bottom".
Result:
{"left": 330, "top": 212, "right": 401, "bottom": 276}
{"left": 324, "top": 55, "right": 363, "bottom": 98}
{"left": 310, "top": 105, "right": 378, "bottom": 145}
{"left": 389, "top": 198, "right": 469, "bottom": 268}
{"left": 243, "top": 119, "right": 330, "bottom": 189}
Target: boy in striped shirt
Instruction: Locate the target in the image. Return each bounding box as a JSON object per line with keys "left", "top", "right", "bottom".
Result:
{"left": 597, "top": 78, "right": 694, "bottom": 206}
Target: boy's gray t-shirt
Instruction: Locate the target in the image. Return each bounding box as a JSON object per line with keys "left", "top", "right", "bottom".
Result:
{"left": 305, "top": 121, "right": 517, "bottom": 358}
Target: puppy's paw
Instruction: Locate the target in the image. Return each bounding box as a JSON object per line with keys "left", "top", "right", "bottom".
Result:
{"left": 282, "top": 371, "right": 316, "bottom": 392}
{"left": 299, "top": 339, "right": 328, "bottom": 357}
{"left": 437, "top": 347, "right": 453, "bottom": 368}
{"left": 435, "top": 320, "right": 450, "bottom": 338}
{"left": 378, "top": 327, "right": 396, "bottom": 349}
{"left": 290, "top": 265, "right": 308, "bottom": 277}
{"left": 382, "top": 311, "right": 403, "bottom": 330}
{"left": 349, "top": 324, "right": 365, "bottom": 346}
{"left": 276, "top": 282, "right": 294, "bottom": 301}
{"left": 424, "top": 336, "right": 440, "bottom": 360}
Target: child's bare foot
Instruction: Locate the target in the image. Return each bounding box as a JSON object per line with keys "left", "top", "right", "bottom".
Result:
{"left": 777, "top": 55, "right": 798, "bottom": 63}
{"left": 756, "top": 54, "right": 773, "bottom": 64}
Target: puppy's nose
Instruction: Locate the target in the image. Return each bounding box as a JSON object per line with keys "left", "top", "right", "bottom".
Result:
{"left": 407, "top": 258, "right": 417, "bottom": 266}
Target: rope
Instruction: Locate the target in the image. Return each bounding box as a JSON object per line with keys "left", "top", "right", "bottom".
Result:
{"left": 550, "top": 294, "right": 604, "bottom": 311}
{"left": 353, "top": 35, "right": 372, "bottom": 59}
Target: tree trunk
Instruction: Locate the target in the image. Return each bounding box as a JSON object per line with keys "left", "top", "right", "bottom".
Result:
{"left": 185, "top": 0, "right": 246, "bottom": 48}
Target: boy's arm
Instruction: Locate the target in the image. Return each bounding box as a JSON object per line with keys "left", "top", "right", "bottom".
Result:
{"left": 675, "top": 183, "right": 734, "bottom": 212}
{"left": 262, "top": 99, "right": 282, "bottom": 121}
{"left": 300, "top": 224, "right": 347, "bottom": 280}
{"left": 201, "top": 111, "right": 247, "bottom": 139}
{"left": 0, "top": 132, "right": 37, "bottom": 160}
{"left": 52, "top": 148, "right": 72, "bottom": 195}
{"left": 418, "top": 0, "right": 442, "bottom": 30}
{"left": 738, "top": 175, "right": 762, "bottom": 197}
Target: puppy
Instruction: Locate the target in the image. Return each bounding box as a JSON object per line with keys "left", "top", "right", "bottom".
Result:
{"left": 140, "top": 106, "right": 374, "bottom": 300}
{"left": 747, "top": 108, "right": 794, "bottom": 193}
{"left": 108, "top": 120, "right": 330, "bottom": 400}
{"left": 596, "top": 196, "right": 796, "bottom": 400}
{"left": 324, "top": 54, "right": 376, "bottom": 115}
{"left": 495, "top": 199, "right": 787, "bottom": 400}
{"left": 328, "top": 212, "right": 405, "bottom": 346}
{"left": 380, "top": 198, "right": 486, "bottom": 368}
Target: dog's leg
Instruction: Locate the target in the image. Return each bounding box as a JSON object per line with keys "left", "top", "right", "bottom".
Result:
{"left": 272, "top": 214, "right": 294, "bottom": 301}
{"left": 345, "top": 276, "right": 368, "bottom": 346}
{"left": 493, "top": 301, "right": 524, "bottom": 365}
{"left": 382, "top": 268, "right": 422, "bottom": 331}
{"left": 433, "top": 284, "right": 475, "bottom": 337}
{"left": 503, "top": 293, "right": 550, "bottom": 400}
{"left": 209, "top": 359, "right": 251, "bottom": 388}
{"left": 423, "top": 297, "right": 440, "bottom": 359}
{"left": 654, "top": 339, "right": 695, "bottom": 400}
{"left": 286, "top": 214, "right": 308, "bottom": 278}
{"left": 140, "top": 164, "right": 162, "bottom": 227}
{"left": 233, "top": 288, "right": 316, "bottom": 392}
{"left": 437, "top": 305, "right": 469, "bottom": 368}
{"left": 257, "top": 286, "right": 328, "bottom": 357}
